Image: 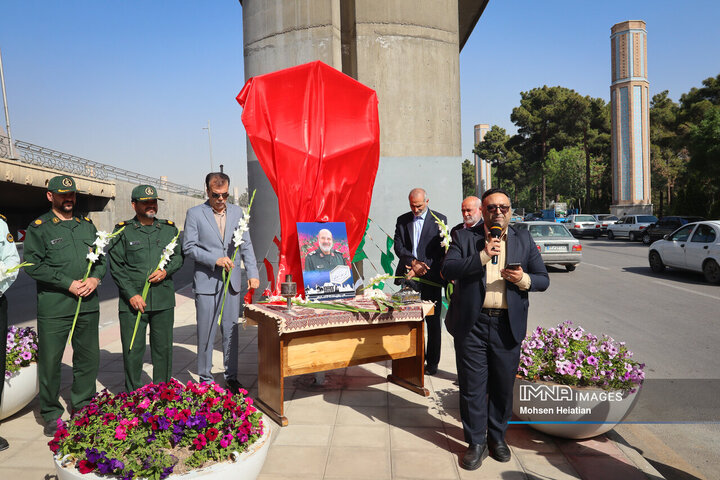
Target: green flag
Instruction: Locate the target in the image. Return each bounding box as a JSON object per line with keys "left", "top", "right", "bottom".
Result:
{"left": 352, "top": 219, "right": 370, "bottom": 262}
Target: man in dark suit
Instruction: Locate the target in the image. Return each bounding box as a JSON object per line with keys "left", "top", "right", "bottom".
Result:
{"left": 445, "top": 196, "right": 483, "bottom": 331}
{"left": 393, "top": 187, "right": 447, "bottom": 375}
{"left": 441, "top": 188, "right": 549, "bottom": 471}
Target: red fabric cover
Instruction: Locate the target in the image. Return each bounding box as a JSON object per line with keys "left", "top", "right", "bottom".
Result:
{"left": 237, "top": 61, "right": 380, "bottom": 294}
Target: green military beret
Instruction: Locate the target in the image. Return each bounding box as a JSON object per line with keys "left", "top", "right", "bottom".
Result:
{"left": 48, "top": 175, "right": 77, "bottom": 193}
{"left": 131, "top": 184, "right": 163, "bottom": 201}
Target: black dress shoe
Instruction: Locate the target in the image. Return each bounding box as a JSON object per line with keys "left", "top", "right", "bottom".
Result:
{"left": 0, "top": 435, "right": 8, "bottom": 451}
{"left": 489, "top": 439, "right": 511, "bottom": 462}
{"left": 424, "top": 365, "right": 438, "bottom": 375}
{"left": 43, "top": 421, "right": 58, "bottom": 438}
{"left": 225, "top": 379, "right": 243, "bottom": 395}
{"left": 460, "top": 443, "right": 488, "bottom": 470}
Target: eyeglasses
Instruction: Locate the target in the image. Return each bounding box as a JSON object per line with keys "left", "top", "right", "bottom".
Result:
{"left": 485, "top": 204, "right": 511, "bottom": 213}
{"left": 210, "top": 192, "right": 229, "bottom": 199}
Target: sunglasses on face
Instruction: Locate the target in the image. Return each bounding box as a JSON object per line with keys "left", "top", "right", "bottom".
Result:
{"left": 485, "top": 204, "right": 511, "bottom": 213}
{"left": 210, "top": 192, "right": 229, "bottom": 199}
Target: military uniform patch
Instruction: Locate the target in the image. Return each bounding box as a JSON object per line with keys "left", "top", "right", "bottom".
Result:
{"left": 52, "top": 217, "right": 60, "bottom": 224}
{"left": 0, "top": 213, "right": 6, "bottom": 221}
{"left": 6, "top": 233, "right": 13, "bottom": 243}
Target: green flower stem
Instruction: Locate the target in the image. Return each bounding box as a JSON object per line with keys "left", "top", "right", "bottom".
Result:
{"left": 129, "top": 279, "right": 152, "bottom": 351}
{"left": 67, "top": 256, "right": 94, "bottom": 345}
{"left": 217, "top": 247, "right": 238, "bottom": 326}
{"left": 217, "top": 189, "right": 255, "bottom": 326}
{"left": 129, "top": 231, "right": 179, "bottom": 350}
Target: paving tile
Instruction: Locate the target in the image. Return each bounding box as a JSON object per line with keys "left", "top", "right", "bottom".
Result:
{"left": 325, "top": 447, "right": 391, "bottom": 479}
{"left": 506, "top": 425, "right": 560, "bottom": 454}
{"left": 285, "top": 401, "right": 339, "bottom": 425}
{"left": 565, "top": 453, "right": 647, "bottom": 480}
{"left": 388, "top": 406, "right": 443, "bottom": 428}
{"left": 390, "top": 426, "right": 451, "bottom": 450}
{"left": 345, "top": 362, "right": 389, "bottom": 377}
{"left": 259, "top": 445, "right": 329, "bottom": 476}
{"left": 456, "top": 454, "right": 526, "bottom": 479}
{"left": 515, "top": 452, "right": 581, "bottom": 480}
{"left": 443, "top": 425, "right": 470, "bottom": 453}
{"left": 388, "top": 387, "right": 438, "bottom": 408}
{"left": 439, "top": 407, "right": 463, "bottom": 429}
{"left": 343, "top": 374, "right": 388, "bottom": 391}
{"left": 335, "top": 405, "right": 388, "bottom": 425}
{"left": 331, "top": 424, "right": 389, "bottom": 448}
{"left": 391, "top": 448, "right": 458, "bottom": 479}
{"left": 289, "top": 387, "right": 342, "bottom": 406}
{"left": 273, "top": 424, "right": 332, "bottom": 446}
{"left": 555, "top": 435, "right": 627, "bottom": 457}
{"left": 339, "top": 389, "right": 388, "bottom": 407}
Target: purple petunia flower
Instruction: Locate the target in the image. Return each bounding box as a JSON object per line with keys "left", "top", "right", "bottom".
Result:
{"left": 586, "top": 355, "right": 598, "bottom": 366}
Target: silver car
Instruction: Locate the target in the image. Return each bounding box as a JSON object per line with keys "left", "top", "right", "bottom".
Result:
{"left": 515, "top": 221, "right": 582, "bottom": 271}
{"left": 648, "top": 220, "right": 720, "bottom": 283}
{"left": 564, "top": 214, "right": 601, "bottom": 238}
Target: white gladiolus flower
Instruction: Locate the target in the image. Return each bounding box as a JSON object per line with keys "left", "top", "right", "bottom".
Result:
{"left": 367, "top": 273, "right": 392, "bottom": 288}
{"left": 232, "top": 211, "right": 251, "bottom": 248}
{"left": 363, "top": 288, "right": 388, "bottom": 300}
{"left": 87, "top": 252, "right": 100, "bottom": 263}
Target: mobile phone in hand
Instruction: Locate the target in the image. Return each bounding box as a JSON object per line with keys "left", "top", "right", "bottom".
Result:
{"left": 506, "top": 262, "right": 521, "bottom": 270}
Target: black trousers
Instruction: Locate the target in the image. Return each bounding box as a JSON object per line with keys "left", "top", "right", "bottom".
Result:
{"left": 0, "top": 295, "right": 7, "bottom": 402}
{"left": 454, "top": 311, "right": 521, "bottom": 445}
{"left": 421, "top": 285, "right": 443, "bottom": 368}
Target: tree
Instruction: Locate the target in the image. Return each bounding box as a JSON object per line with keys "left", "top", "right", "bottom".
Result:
{"left": 649, "top": 91, "right": 684, "bottom": 215}
{"left": 560, "top": 95, "right": 611, "bottom": 212}
{"left": 511, "top": 86, "right": 582, "bottom": 208}
{"left": 545, "top": 147, "right": 585, "bottom": 207}
{"left": 687, "top": 106, "right": 720, "bottom": 216}
{"left": 461, "top": 159, "right": 475, "bottom": 198}
{"left": 473, "top": 125, "right": 525, "bottom": 202}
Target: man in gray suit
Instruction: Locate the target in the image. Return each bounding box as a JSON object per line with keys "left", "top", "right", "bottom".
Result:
{"left": 182, "top": 172, "right": 260, "bottom": 394}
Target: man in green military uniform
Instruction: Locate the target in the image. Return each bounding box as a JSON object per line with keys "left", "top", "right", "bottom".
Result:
{"left": 108, "top": 185, "right": 183, "bottom": 392}
{"left": 24, "top": 175, "right": 106, "bottom": 437}
{"left": 1, "top": 213, "right": 21, "bottom": 451}
{"left": 304, "top": 228, "right": 348, "bottom": 271}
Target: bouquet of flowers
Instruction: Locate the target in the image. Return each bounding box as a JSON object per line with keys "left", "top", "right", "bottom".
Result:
{"left": 518, "top": 321, "right": 645, "bottom": 393}
{"left": 49, "top": 379, "right": 264, "bottom": 480}
{"left": 5, "top": 325, "right": 39, "bottom": 378}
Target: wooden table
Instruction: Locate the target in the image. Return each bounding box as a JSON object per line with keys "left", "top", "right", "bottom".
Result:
{"left": 244, "top": 300, "right": 432, "bottom": 426}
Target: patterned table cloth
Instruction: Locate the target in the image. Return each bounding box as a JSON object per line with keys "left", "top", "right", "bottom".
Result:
{"left": 245, "top": 297, "right": 434, "bottom": 334}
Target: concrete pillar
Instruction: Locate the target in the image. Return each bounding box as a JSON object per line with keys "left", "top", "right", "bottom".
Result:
{"left": 610, "top": 20, "right": 652, "bottom": 216}
{"left": 474, "top": 123, "right": 491, "bottom": 196}
{"left": 241, "top": 0, "right": 464, "bottom": 282}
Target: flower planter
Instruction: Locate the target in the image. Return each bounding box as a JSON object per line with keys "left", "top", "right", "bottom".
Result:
{"left": 54, "top": 415, "right": 271, "bottom": 480}
{"left": 0, "top": 362, "right": 40, "bottom": 420}
{"left": 512, "top": 378, "right": 641, "bottom": 439}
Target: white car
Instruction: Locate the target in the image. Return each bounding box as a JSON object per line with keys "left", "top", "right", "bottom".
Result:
{"left": 607, "top": 215, "right": 658, "bottom": 241}
{"left": 648, "top": 220, "right": 720, "bottom": 283}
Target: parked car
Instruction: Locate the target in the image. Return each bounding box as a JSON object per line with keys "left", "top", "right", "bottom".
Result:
{"left": 524, "top": 212, "right": 543, "bottom": 221}
{"left": 564, "top": 214, "right": 601, "bottom": 238}
{"left": 607, "top": 215, "right": 658, "bottom": 241}
{"left": 510, "top": 214, "right": 524, "bottom": 224}
{"left": 648, "top": 220, "right": 720, "bottom": 283}
{"left": 592, "top": 214, "right": 619, "bottom": 234}
{"left": 642, "top": 216, "right": 705, "bottom": 245}
{"left": 514, "top": 221, "right": 582, "bottom": 271}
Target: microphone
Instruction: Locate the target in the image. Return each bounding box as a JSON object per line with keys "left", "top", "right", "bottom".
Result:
{"left": 490, "top": 223, "right": 503, "bottom": 265}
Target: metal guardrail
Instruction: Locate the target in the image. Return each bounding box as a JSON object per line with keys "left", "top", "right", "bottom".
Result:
{"left": 0, "top": 134, "right": 204, "bottom": 197}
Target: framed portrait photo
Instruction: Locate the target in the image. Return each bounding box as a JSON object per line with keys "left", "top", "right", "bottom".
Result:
{"left": 297, "top": 222, "right": 355, "bottom": 301}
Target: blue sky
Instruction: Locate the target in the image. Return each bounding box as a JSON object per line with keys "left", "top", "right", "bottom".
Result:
{"left": 1, "top": 1, "right": 718, "bottom": 191}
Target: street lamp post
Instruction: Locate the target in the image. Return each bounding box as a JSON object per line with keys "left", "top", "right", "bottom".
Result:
{"left": 0, "top": 46, "right": 16, "bottom": 159}
{"left": 202, "top": 120, "right": 214, "bottom": 172}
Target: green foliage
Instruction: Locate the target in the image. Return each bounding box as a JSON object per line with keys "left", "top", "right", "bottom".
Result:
{"left": 687, "top": 106, "right": 720, "bottom": 216}
{"left": 545, "top": 147, "right": 585, "bottom": 207}
{"left": 461, "top": 159, "right": 475, "bottom": 198}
